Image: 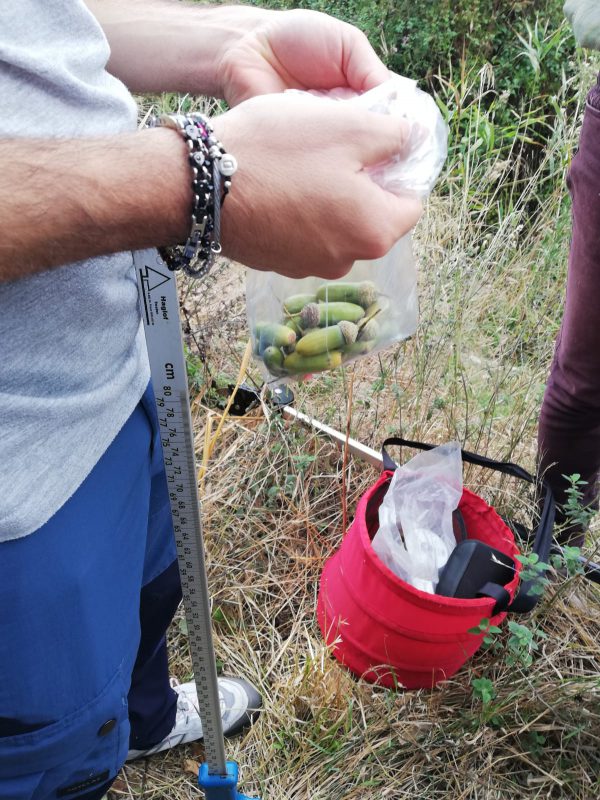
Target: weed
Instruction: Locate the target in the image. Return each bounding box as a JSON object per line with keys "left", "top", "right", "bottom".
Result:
{"left": 551, "top": 544, "right": 585, "bottom": 577}
{"left": 506, "top": 619, "right": 548, "bottom": 668}
{"left": 471, "top": 676, "right": 496, "bottom": 705}
{"left": 562, "top": 472, "right": 596, "bottom": 531}
{"left": 516, "top": 551, "right": 551, "bottom": 597}
{"left": 468, "top": 617, "right": 503, "bottom": 652}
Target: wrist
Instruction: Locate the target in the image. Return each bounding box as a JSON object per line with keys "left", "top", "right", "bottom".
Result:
{"left": 145, "top": 127, "right": 193, "bottom": 243}
{"left": 153, "top": 112, "right": 237, "bottom": 277}
{"left": 188, "top": 5, "right": 276, "bottom": 99}
{"left": 96, "top": 1, "right": 273, "bottom": 98}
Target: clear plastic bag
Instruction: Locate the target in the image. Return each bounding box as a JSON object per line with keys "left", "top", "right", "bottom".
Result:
{"left": 246, "top": 75, "right": 448, "bottom": 382}
{"left": 371, "top": 442, "right": 462, "bottom": 594}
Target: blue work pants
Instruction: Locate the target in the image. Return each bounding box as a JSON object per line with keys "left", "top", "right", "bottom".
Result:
{"left": 0, "top": 385, "right": 180, "bottom": 799}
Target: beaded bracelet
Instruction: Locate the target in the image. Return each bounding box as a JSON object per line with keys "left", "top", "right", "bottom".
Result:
{"left": 152, "top": 112, "right": 237, "bottom": 278}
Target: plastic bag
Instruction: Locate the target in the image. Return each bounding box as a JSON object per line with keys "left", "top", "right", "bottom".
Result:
{"left": 371, "top": 442, "right": 462, "bottom": 593}
{"left": 246, "top": 74, "right": 448, "bottom": 382}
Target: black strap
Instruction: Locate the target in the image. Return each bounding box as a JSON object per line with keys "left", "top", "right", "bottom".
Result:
{"left": 381, "top": 437, "right": 556, "bottom": 613}
{"left": 479, "top": 582, "right": 511, "bottom": 616}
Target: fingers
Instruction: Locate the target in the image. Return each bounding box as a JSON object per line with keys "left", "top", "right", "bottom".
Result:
{"left": 213, "top": 93, "right": 424, "bottom": 280}
{"left": 339, "top": 23, "right": 390, "bottom": 92}
{"left": 368, "top": 188, "right": 423, "bottom": 248}
{"left": 351, "top": 111, "right": 415, "bottom": 168}
{"left": 345, "top": 177, "right": 423, "bottom": 260}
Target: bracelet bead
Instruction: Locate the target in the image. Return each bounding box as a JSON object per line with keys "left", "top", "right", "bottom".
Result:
{"left": 152, "top": 112, "right": 236, "bottom": 278}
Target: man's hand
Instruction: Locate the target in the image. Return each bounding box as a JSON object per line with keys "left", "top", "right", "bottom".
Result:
{"left": 88, "top": 2, "right": 388, "bottom": 103}
{"left": 0, "top": 94, "right": 420, "bottom": 282}
{"left": 3, "top": 4, "right": 420, "bottom": 283}
{"left": 213, "top": 93, "right": 421, "bottom": 277}
{"left": 218, "top": 9, "right": 390, "bottom": 106}
{"left": 564, "top": 0, "right": 600, "bottom": 51}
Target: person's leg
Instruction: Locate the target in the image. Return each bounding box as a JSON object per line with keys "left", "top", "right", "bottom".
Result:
{"left": 538, "top": 75, "right": 600, "bottom": 546}
{"left": 125, "top": 385, "right": 261, "bottom": 761}
{"left": 126, "top": 385, "right": 180, "bottom": 751}
{"left": 126, "top": 552, "right": 262, "bottom": 759}
{"left": 127, "top": 561, "right": 181, "bottom": 750}
{"left": 0, "top": 399, "right": 154, "bottom": 800}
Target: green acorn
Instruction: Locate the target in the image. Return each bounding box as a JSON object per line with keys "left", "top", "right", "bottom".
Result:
{"left": 316, "top": 281, "right": 378, "bottom": 308}
{"left": 262, "top": 346, "right": 285, "bottom": 375}
{"left": 284, "top": 317, "right": 303, "bottom": 338}
{"left": 283, "top": 293, "right": 317, "bottom": 315}
{"left": 283, "top": 350, "right": 343, "bottom": 374}
{"left": 254, "top": 322, "right": 296, "bottom": 352}
{"left": 296, "top": 321, "right": 358, "bottom": 357}
{"left": 300, "top": 301, "right": 365, "bottom": 329}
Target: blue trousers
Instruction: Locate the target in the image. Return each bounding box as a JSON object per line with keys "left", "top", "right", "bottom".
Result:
{"left": 0, "top": 385, "right": 181, "bottom": 799}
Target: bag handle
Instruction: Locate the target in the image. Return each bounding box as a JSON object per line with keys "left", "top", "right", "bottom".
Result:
{"left": 381, "top": 437, "right": 556, "bottom": 613}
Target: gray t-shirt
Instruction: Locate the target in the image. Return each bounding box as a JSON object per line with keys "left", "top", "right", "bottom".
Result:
{"left": 0, "top": 1, "right": 150, "bottom": 540}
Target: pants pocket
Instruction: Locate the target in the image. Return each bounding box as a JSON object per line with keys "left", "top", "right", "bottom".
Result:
{"left": 0, "top": 665, "right": 130, "bottom": 800}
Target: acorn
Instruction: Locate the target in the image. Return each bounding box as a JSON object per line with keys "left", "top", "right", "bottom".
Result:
{"left": 262, "top": 346, "right": 285, "bottom": 375}
{"left": 254, "top": 322, "right": 296, "bottom": 351}
{"left": 283, "top": 350, "right": 343, "bottom": 374}
{"left": 296, "top": 321, "right": 358, "bottom": 357}
{"left": 284, "top": 317, "right": 303, "bottom": 338}
{"left": 316, "top": 281, "right": 378, "bottom": 308}
{"left": 300, "top": 302, "right": 365, "bottom": 329}
{"left": 283, "top": 293, "right": 317, "bottom": 315}
{"left": 357, "top": 318, "right": 380, "bottom": 342}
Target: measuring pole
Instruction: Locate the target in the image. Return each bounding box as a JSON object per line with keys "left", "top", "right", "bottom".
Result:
{"left": 134, "top": 249, "right": 258, "bottom": 800}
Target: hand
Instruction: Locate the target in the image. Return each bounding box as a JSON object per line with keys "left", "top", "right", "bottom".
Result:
{"left": 212, "top": 92, "right": 422, "bottom": 279}
{"left": 564, "top": 0, "right": 600, "bottom": 50}
{"left": 218, "top": 8, "right": 390, "bottom": 106}
{"left": 91, "top": 3, "right": 389, "bottom": 103}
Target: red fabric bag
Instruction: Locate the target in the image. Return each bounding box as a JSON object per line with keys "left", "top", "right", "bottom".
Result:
{"left": 317, "top": 438, "right": 554, "bottom": 689}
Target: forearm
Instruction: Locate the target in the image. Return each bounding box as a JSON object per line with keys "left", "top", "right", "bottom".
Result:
{"left": 86, "top": 0, "right": 270, "bottom": 97}
{"left": 0, "top": 129, "right": 191, "bottom": 282}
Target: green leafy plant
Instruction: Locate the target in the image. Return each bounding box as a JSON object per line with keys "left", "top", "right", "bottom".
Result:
{"left": 469, "top": 614, "right": 548, "bottom": 672}
{"left": 506, "top": 620, "right": 548, "bottom": 668}
{"left": 471, "top": 676, "right": 496, "bottom": 705}
{"left": 551, "top": 544, "right": 585, "bottom": 577}
{"left": 561, "top": 472, "right": 595, "bottom": 530}
{"left": 468, "top": 617, "right": 503, "bottom": 652}
{"left": 515, "top": 551, "right": 551, "bottom": 597}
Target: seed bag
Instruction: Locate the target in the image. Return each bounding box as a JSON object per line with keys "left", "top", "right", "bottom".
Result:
{"left": 371, "top": 442, "right": 462, "bottom": 594}
{"left": 246, "top": 74, "right": 447, "bottom": 381}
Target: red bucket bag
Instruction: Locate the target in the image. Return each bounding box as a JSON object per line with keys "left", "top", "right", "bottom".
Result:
{"left": 317, "top": 437, "right": 555, "bottom": 689}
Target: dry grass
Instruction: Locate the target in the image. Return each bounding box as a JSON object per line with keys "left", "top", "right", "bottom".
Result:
{"left": 111, "top": 65, "right": 600, "bottom": 799}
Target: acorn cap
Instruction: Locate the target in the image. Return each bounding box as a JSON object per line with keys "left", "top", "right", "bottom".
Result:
{"left": 357, "top": 282, "right": 378, "bottom": 308}
{"left": 338, "top": 320, "right": 358, "bottom": 345}
{"left": 300, "top": 302, "right": 321, "bottom": 329}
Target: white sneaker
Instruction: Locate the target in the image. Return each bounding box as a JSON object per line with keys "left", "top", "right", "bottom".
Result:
{"left": 126, "top": 676, "right": 262, "bottom": 761}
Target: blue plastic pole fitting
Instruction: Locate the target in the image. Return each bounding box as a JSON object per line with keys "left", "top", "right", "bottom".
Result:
{"left": 198, "top": 761, "right": 260, "bottom": 800}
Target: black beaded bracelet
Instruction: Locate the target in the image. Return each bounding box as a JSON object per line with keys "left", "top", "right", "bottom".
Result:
{"left": 152, "top": 112, "right": 237, "bottom": 278}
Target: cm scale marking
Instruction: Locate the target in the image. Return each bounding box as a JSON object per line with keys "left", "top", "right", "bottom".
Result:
{"left": 134, "top": 249, "right": 258, "bottom": 800}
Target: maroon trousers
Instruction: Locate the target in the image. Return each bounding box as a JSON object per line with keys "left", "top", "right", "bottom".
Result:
{"left": 538, "top": 75, "right": 600, "bottom": 545}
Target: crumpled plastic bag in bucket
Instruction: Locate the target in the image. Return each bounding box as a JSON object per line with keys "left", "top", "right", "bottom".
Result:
{"left": 372, "top": 442, "right": 462, "bottom": 592}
